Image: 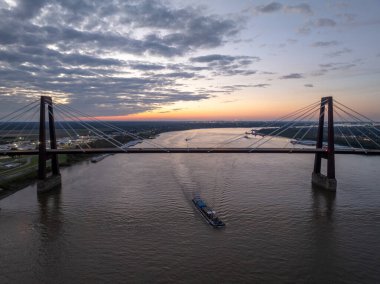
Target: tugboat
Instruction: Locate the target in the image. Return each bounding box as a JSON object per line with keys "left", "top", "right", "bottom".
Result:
{"left": 192, "top": 197, "right": 225, "bottom": 228}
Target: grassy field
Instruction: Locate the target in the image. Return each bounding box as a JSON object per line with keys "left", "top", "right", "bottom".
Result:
{"left": 0, "top": 154, "right": 70, "bottom": 192}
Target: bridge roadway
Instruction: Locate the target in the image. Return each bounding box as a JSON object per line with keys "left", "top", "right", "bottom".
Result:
{"left": 1, "top": 148, "right": 380, "bottom": 155}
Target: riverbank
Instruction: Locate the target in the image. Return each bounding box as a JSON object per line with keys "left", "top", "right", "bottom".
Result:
{"left": 0, "top": 154, "right": 71, "bottom": 199}
{"left": 0, "top": 138, "right": 145, "bottom": 199}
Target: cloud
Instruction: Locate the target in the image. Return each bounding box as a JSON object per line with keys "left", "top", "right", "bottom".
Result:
{"left": 299, "top": 18, "right": 337, "bottom": 34}
{"left": 0, "top": 1, "right": 241, "bottom": 58}
{"left": 0, "top": 0, "right": 247, "bottom": 115}
{"left": 190, "top": 54, "right": 260, "bottom": 76}
{"left": 315, "top": 18, "right": 337, "bottom": 27}
{"left": 160, "top": 72, "right": 198, "bottom": 79}
{"left": 304, "top": 84, "right": 314, "bottom": 87}
{"left": 252, "top": 84, "right": 270, "bottom": 88}
{"left": 312, "top": 61, "right": 357, "bottom": 76}
{"left": 199, "top": 83, "right": 268, "bottom": 96}
{"left": 284, "top": 4, "right": 312, "bottom": 15}
{"left": 326, "top": 48, "right": 352, "bottom": 57}
{"left": 338, "top": 13, "right": 356, "bottom": 24}
{"left": 14, "top": 0, "right": 48, "bottom": 19}
{"left": 256, "top": 2, "right": 283, "bottom": 13}
{"left": 129, "top": 63, "right": 166, "bottom": 71}
{"left": 219, "top": 85, "right": 250, "bottom": 93}
{"left": 255, "top": 2, "right": 312, "bottom": 15}
{"left": 312, "top": 41, "right": 339, "bottom": 47}
{"left": 279, "top": 73, "right": 304, "bottom": 79}
{"left": 319, "top": 62, "right": 356, "bottom": 70}
{"left": 190, "top": 54, "right": 260, "bottom": 64}
{"left": 328, "top": 1, "right": 350, "bottom": 9}
{"left": 191, "top": 54, "right": 234, "bottom": 63}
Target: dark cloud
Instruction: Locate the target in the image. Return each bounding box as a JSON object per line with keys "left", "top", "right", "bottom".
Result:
{"left": 59, "top": 1, "right": 238, "bottom": 56}
{"left": 284, "top": 4, "right": 312, "bottom": 15}
{"left": 312, "top": 62, "right": 357, "bottom": 76}
{"left": 328, "top": 1, "right": 350, "bottom": 9}
{"left": 161, "top": 72, "right": 198, "bottom": 79}
{"left": 287, "top": 39, "right": 298, "bottom": 44}
{"left": 252, "top": 84, "right": 270, "bottom": 88}
{"left": 312, "top": 41, "right": 339, "bottom": 47}
{"left": 198, "top": 83, "right": 265, "bottom": 96}
{"left": 129, "top": 63, "right": 166, "bottom": 71}
{"left": 191, "top": 54, "right": 237, "bottom": 63}
{"left": 326, "top": 48, "right": 352, "bottom": 57}
{"left": 338, "top": 13, "right": 356, "bottom": 24}
{"left": 217, "top": 85, "right": 253, "bottom": 93}
{"left": 279, "top": 73, "right": 304, "bottom": 79}
{"left": 190, "top": 54, "right": 260, "bottom": 65}
{"left": 255, "top": 2, "right": 312, "bottom": 15}
{"left": 256, "top": 2, "right": 283, "bottom": 13}
{"left": 315, "top": 18, "right": 337, "bottom": 27}
{"left": 0, "top": 0, "right": 247, "bottom": 115}
{"left": 14, "top": 0, "right": 48, "bottom": 19}
{"left": 319, "top": 62, "right": 356, "bottom": 70}
{"left": 304, "top": 84, "right": 314, "bottom": 88}
{"left": 189, "top": 54, "right": 259, "bottom": 76}
{"left": 299, "top": 18, "right": 337, "bottom": 34}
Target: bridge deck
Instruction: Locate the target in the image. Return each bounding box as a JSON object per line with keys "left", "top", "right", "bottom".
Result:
{"left": 1, "top": 148, "right": 380, "bottom": 155}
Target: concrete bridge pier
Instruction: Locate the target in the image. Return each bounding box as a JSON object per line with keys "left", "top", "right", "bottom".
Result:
{"left": 312, "top": 96, "right": 337, "bottom": 191}
{"left": 37, "top": 96, "right": 61, "bottom": 193}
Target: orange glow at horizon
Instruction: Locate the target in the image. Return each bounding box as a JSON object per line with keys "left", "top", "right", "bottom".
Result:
{"left": 92, "top": 103, "right": 296, "bottom": 121}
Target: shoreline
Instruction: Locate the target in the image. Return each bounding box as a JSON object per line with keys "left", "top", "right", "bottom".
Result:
{"left": 0, "top": 138, "right": 147, "bottom": 200}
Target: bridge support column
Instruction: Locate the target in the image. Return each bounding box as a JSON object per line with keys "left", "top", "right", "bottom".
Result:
{"left": 312, "top": 97, "right": 337, "bottom": 191}
{"left": 37, "top": 96, "right": 61, "bottom": 193}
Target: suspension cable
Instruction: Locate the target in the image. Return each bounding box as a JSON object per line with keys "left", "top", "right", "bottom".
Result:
{"left": 54, "top": 106, "right": 126, "bottom": 151}
{"left": 55, "top": 102, "right": 170, "bottom": 151}
{"left": 52, "top": 109, "right": 88, "bottom": 152}
{"left": 0, "top": 98, "right": 40, "bottom": 123}
{"left": 253, "top": 107, "right": 320, "bottom": 150}
{"left": 284, "top": 109, "right": 319, "bottom": 148}
{"left": 334, "top": 108, "right": 366, "bottom": 151}
{"left": 0, "top": 103, "right": 40, "bottom": 142}
{"left": 247, "top": 103, "right": 321, "bottom": 150}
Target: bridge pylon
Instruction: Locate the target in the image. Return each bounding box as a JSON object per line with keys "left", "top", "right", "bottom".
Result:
{"left": 312, "top": 96, "right": 337, "bottom": 191}
{"left": 37, "top": 96, "right": 61, "bottom": 192}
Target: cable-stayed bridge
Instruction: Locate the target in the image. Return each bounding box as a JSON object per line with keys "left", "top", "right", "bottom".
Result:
{"left": 0, "top": 96, "right": 379, "bottom": 192}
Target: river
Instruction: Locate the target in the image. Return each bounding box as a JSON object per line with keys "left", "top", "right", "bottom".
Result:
{"left": 1, "top": 128, "right": 380, "bottom": 283}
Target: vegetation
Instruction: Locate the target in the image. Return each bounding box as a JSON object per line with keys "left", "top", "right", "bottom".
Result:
{"left": 257, "top": 125, "right": 380, "bottom": 149}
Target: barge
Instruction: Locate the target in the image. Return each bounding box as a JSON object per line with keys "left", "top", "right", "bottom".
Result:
{"left": 90, "top": 154, "right": 110, "bottom": 163}
{"left": 192, "top": 197, "right": 225, "bottom": 228}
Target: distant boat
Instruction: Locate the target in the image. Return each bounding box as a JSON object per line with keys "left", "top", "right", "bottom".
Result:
{"left": 121, "top": 140, "right": 142, "bottom": 149}
{"left": 192, "top": 197, "right": 225, "bottom": 228}
{"left": 290, "top": 139, "right": 316, "bottom": 146}
{"left": 91, "top": 154, "right": 109, "bottom": 163}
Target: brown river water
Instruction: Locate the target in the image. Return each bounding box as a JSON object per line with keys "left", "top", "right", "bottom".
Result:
{"left": 1, "top": 128, "right": 380, "bottom": 283}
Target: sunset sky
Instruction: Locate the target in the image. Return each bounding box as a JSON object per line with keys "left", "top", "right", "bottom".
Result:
{"left": 0, "top": 0, "right": 379, "bottom": 120}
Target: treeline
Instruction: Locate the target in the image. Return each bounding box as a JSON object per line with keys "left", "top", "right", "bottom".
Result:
{"left": 257, "top": 125, "right": 380, "bottom": 150}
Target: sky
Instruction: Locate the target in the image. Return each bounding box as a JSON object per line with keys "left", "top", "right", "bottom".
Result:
{"left": 0, "top": 0, "right": 379, "bottom": 120}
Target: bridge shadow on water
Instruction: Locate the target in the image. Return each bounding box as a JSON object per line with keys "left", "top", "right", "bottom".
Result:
{"left": 311, "top": 184, "right": 336, "bottom": 220}
{"left": 37, "top": 185, "right": 63, "bottom": 242}
{"left": 308, "top": 185, "right": 338, "bottom": 281}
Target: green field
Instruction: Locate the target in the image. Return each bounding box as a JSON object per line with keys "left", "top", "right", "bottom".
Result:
{"left": 0, "top": 154, "right": 69, "bottom": 192}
